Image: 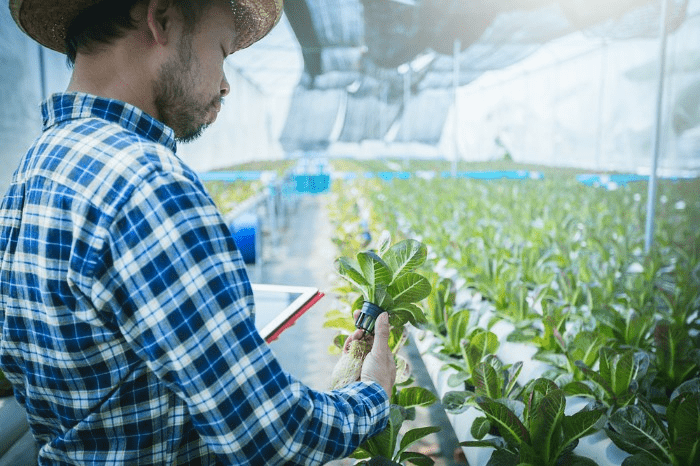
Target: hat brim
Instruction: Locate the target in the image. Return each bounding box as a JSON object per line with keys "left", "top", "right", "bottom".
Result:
{"left": 9, "top": 0, "right": 283, "bottom": 54}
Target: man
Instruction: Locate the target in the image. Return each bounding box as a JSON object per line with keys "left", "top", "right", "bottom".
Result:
{"left": 0, "top": 0, "right": 395, "bottom": 464}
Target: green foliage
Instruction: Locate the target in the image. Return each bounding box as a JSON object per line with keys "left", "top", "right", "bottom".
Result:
{"left": 328, "top": 226, "right": 442, "bottom": 464}
{"left": 605, "top": 378, "right": 700, "bottom": 466}
{"left": 351, "top": 386, "right": 441, "bottom": 466}
{"left": 437, "top": 328, "right": 502, "bottom": 390}
{"left": 440, "top": 309, "right": 472, "bottom": 356}
{"left": 422, "top": 274, "right": 456, "bottom": 337}
{"left": 461, "top": 378, "right": 606, "bottom": 466}
{"left": 326, "top": 166, "right": 700, "bottom": 464}
{"left": 335, "top": 232, "right": 432, "bottom": 329}
{"left": 592, "top": 305, "right": 655, "bottom": 351}
{"left": 534, "top": 327, "right": 607, "bottom": 383}
{"left": 442, "top": 356, "right": 523, "bottom": 415}
{"left": 566, "top": 347, "right": 650, "bottom": 411}
{"left": 652, "top": 320, "right": 700, "bottom": 393}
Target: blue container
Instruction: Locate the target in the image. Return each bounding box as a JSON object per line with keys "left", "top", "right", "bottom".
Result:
{"left": 231, "top": 213, "right": 259, "bottom": 264}
{"left": 294, "top": 174, "right": 330, "bottom": 193}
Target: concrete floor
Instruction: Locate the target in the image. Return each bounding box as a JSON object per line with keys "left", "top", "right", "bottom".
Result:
{"left": 251, "top": 194, "right": 466, "bottom": 466}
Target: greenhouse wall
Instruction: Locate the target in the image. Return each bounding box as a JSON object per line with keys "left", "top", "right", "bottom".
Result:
{"left": 0, "top": 9, "right": 71, "bottom": 196}
{"left": 0, "top": 5, "right": 287, "bottom": 189}
{"left": 449, "top": 1, "right": 700, "bottom": 176}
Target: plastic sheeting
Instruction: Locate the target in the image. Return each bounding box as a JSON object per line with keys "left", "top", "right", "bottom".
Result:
{"left": 279, "top": 0, "right": 699, "bottom": 176}
{"left": 0, "top": 9, "right": 70, "bottom": 196}
{"left": 445, "top": 2, "right": 700, "bottom": 174}
{"left": 279, "top": 88, "right": 344, "bottom": 151}
{"left": 393, "top": 89, "right": 452, "bottom": 144}
{"left": 0, "top": 6, "right": 293, "bottom": 186}
{"left": 338, "top": 93, "right": 400, "bottom": 142}
{"left": 279, "top": 0, "right": 691, "bottom": 152}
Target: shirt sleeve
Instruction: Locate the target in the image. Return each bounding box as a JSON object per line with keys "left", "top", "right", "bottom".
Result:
{"left": 100, "top": 169, "right": 390, "bottom": 464}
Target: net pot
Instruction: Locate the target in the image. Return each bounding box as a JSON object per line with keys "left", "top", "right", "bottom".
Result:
{"left": 355, "top": 301, "right": 386, "bottom": 334}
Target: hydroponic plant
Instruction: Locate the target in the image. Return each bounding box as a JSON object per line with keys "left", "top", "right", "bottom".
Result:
{"left": 326, "top": 228, "right": 443, "bottom": 465}
{"left": 461, "top": 378, "right": 607, "bottom": 466}
{"left": 605, "top": 378, "right": 700, "bottom": 466}
{"left": 349, "top": 389, "right": 442, "bottom": 466}
{"left": 335, "top": 231, "right": 432, "bottom": 334}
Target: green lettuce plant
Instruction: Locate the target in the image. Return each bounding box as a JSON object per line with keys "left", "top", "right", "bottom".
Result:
{"left": 534, "top": 328, "right": 607, "bottom": 385}
{"left": 461, "top": 378, "right": 606, "bottom": 466}
{"left": 422, "top": 274, "right": 456, "bottom": 337}
{"left": 335, "top": 231, "right": 432, "bottom": 334}
{"left": 434, "top": 309, "right": 472, "bottom": 357}
{"left": 652, "top": 320, "right": 700, "bottom": 396}
{"left": 605, "top": 378, "right": 700, "bottom": 466}
{"left": 592, "top": 305, "right": 655, "bottom": 351}
{"left": 327, "top": 227, "right": 442, "bottom": 465}
{"left": 565, "top": 347, "right": 651, "bottom": 412}
{"left": 442, "top": 355, "right": 523, "bottom": 415}
{"left": 435, "top": 328, "right": 501, "bottom": 388}
{"left": 350, "top": 387, "right": 441, "bottom": 466}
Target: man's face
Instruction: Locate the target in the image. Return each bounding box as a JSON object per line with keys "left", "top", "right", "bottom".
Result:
{"left": 153, "top": 1, "right": 234, "bottom": 142}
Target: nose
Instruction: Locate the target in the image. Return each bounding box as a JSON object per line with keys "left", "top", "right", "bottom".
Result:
{"left": 221, "top": 73, "right": 230, "bottom": 98}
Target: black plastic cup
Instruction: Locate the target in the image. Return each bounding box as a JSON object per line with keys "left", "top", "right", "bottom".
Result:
{"left": 355, "top": 301, "right": 386, "bottom": 334}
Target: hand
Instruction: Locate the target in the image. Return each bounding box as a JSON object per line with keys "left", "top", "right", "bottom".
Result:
{"left": 359, "top": 312, "right": 396, "bottom": 398}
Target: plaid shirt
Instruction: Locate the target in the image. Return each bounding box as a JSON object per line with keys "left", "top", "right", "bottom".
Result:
{"left": 0, "top": 93, "right": 389, "bottom": 465}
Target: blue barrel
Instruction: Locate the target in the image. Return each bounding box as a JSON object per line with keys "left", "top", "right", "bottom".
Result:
{"left": 231, "top": 213, "right": 259, "bottom": 264}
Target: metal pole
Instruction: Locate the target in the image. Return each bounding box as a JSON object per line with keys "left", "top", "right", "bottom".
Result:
{"left": 380, "top": 82, "right": 388, "bottom": 141}
{"left": 403, "top": 67, "right": 411, "bottom": 142}
{"left": 595, "top": 41, "right": 608, "bottom": 170}
{"left": 452, "top": 38, "right": 461, "bottom": 177}
{"left": 644, "top": 0, "right": 670, "bottom": 254}
{"left": 38, "top": 46, "right": 47, "bottom": 101}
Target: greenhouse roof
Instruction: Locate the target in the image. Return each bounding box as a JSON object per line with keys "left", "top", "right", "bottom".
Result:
{"left": 279, "top": 0, "right": 690, "bottom": 150}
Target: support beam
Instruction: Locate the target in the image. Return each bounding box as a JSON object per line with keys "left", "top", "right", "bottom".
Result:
{"left": 644, "top": 0, "right": 670, "bottom": 254}
{"left": 452, "top": 38, "right": 461, "bottom": 177}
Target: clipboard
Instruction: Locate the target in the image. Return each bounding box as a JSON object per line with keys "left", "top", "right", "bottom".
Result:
{"left": 251, "top": 284, "right": 324, "bottom": 343}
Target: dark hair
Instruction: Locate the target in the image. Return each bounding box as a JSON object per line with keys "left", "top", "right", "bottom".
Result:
{"left": 65, "top": 0, "right": 211, "bottom": 66}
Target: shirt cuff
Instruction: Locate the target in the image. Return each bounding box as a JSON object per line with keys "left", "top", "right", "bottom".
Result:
{"left": 336, "top": 381, "right": 391, "bottom": 438}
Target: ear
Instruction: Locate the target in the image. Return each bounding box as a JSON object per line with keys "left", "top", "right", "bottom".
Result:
{"left": 145, "top": 0, "right": 177, "bottom": 46}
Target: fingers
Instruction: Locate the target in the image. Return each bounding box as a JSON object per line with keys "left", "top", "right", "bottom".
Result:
{"left": 361, "top": 312, "right": 395, "bottom": 397}
{"left": 372, "top": 312, "right": 390, "bottom": 353}
{"left": 344, "top": 327, "right": 373, "bottom": 352}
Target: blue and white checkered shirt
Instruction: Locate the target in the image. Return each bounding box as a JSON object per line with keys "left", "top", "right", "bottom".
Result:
{"left": 0, "top": 93, "right": 389, "bottom": 465}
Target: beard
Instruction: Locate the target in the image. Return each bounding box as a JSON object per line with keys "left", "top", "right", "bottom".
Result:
{"left": 153, "top": 35, "right": 221, "bottom": 143}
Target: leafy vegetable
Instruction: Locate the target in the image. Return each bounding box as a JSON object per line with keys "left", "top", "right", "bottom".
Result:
{"left": 566, "top": 347, "right": 650, "bottom": 411}
{"left": 460, "top": 378, "right": 606, "bottom": 466}
{"left": 443, "top": 355, "right": 523, "bottom": 415}
{"left": 335, "top": 232, "right": 432, "bottom": 333}
{"left": 351, "top": 387, "right": 441, "bottom": 466}
{"left": 605, "top": 378, "right": 700, "bottom": 466}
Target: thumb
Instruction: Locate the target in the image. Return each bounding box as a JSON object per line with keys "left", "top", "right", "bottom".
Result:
{"left": 372, "top": 312, "right": 390, "bottom": 351}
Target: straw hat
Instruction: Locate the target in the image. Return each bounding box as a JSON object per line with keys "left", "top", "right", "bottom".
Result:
{"left": 8, "top": 0, "right": 284, "bottom": 54}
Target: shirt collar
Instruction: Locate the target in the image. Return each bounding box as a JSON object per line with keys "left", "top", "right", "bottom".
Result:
{"left": 42, "top": 92, "right": 177, "bottom": 153}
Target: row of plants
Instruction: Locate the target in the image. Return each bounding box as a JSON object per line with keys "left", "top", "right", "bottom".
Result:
{"left": 202, "top": 159, "right": 298, "bottom": 216}
{"left": 323, "top": 163, "right": 699, "bottom": 465}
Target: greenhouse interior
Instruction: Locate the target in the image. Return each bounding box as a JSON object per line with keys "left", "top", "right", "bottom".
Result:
{"left": 1, "top": 0, "right": 699, "bottom": 465}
